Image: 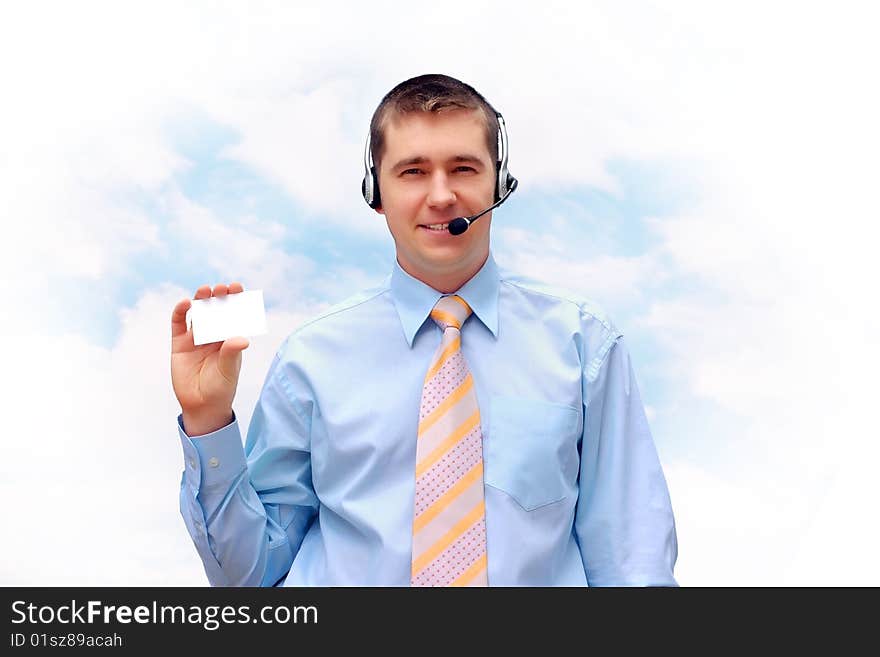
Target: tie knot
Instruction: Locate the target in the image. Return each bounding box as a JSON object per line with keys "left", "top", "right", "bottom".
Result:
{"left": 430, "top": 295, "right": 472, "bottom": 331}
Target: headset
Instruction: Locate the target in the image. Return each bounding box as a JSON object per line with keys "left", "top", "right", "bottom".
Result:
{"left": 361, "top": 111, "right": 518, "bottom": 235}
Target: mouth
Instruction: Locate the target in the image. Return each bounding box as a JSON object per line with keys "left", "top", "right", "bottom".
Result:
{"left": 419, "top": 222, "right": 451, "bottom": 233}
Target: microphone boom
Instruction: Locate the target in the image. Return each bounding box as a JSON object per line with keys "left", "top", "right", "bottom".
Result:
{"left": 449, "top": 178, "right": 518, "bottom": 236}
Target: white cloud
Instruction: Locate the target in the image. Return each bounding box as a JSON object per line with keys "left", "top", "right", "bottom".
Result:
{"left": 664, "top": 459, "right": 819, "bottom": 586}
{"left": 496, "top": 226, "right": 665, "bottom": 306}
{"left": 212, "top": 80, "right": 372, "bottom": 223}
{"left": 166, "top": 191, "right": 317, "bottom": 308}
{"left": 784, "top": 457, "right": 880, "bottom": 586}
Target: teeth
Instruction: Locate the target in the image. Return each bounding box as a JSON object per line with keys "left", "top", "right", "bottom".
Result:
{"left": 424, "top": 223, "right": 449, "bottom": 231}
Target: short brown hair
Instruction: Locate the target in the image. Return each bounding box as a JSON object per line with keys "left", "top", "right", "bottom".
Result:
{"left": 369, "top": 74, "right": 499, "bottom": 172}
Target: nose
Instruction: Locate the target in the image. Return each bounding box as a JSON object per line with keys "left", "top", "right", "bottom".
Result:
{"left": 426, "top": 171, "right": 456, "bottom": 209}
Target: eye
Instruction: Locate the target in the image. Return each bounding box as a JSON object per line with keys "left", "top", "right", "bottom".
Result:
{"left": 454, "top": 166, "right": 477, "bottom": 173}
{"left": 401, "top": 168, "right": 423, "bottom": 176}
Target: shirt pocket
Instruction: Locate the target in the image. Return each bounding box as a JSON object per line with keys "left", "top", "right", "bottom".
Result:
{"left": 485, "top": 395, "right": 581, "bottom": 511}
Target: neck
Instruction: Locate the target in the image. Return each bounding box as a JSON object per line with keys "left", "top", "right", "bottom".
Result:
{"left": 402, "top": 252, "right": 489, "bottom": 294}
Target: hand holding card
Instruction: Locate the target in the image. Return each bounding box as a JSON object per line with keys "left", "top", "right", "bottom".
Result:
{"left": 170, "top": 282, "right": 261, "bottom": 437}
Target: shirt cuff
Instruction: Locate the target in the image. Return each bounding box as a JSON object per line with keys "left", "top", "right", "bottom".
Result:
{"left": 177, "top": 412, "right": 246, "bottom": 491}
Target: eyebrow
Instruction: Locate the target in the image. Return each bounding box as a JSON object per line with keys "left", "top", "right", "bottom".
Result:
{"left": 390, "top": 154, "right": 487, "bottom": 171}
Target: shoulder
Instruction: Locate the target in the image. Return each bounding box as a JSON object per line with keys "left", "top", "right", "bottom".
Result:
{"left": 497, "top": 266, "right": 623, "bottom": 379}
{"left": 498, "top": 266, "right": 620, "bottom": 334}
{"left": 275, "top": 278, "right": 393, "bottom": 358}
{"left": 299, "top": 280, "right": 392, "bottom": 332}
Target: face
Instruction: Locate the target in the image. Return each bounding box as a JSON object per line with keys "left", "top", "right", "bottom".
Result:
{"left": 376, "top": 108, "right": 496, "bottom": 290}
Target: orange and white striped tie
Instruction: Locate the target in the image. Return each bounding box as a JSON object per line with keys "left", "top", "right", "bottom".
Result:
{"left": 411, "top": 294, "right": 488, "bottom": 587}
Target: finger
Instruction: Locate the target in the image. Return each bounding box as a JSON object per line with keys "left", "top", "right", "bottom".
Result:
{"left": 194, "top": 285, "right": 212, "bottom": 300}
{"left": 213, "top": 283, "right": 229, "bottom": 297}
{"left": 224, "top": 336, "right": 250, "bottom": 352}
{"left": 171, "top": 298, "right": 192, "bottom": 338}
{"left": 228, "top": 281, "right": 244, "bottom": 294}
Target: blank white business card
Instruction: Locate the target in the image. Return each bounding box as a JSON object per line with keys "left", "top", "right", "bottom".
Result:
{"left": 188, "top": 290, "right": 268, "bottom": 346}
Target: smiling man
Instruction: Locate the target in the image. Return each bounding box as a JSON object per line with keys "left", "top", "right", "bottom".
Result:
{"left": 171, "top": 74, "right": 678, "bottom": 586}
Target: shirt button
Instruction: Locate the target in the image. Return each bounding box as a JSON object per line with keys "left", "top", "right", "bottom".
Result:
{"left": 208, "top": 457, "right": 220, "bottom": 468}
{"left": 188, "top": 458, "right": 196, "bottom": 469}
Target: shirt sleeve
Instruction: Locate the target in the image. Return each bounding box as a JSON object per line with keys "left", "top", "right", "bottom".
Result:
{"left": 575, "top": 334, "right": 679, "bottom": 586}
{"left": 178, "top": 348, "right": 319, "bottom": 586}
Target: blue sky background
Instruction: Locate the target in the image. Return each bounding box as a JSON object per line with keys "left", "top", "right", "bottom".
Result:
{"left": 2, "top": 1, "right": 878, "bottom": 585}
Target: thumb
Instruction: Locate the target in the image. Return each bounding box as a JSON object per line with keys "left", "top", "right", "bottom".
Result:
{"left": 217, "top": 336, "right": 250, "bottom": 381}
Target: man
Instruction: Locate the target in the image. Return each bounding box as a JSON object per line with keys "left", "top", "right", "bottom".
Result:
{"left": 170, "top": 74, "right": 678, "bottom": 586}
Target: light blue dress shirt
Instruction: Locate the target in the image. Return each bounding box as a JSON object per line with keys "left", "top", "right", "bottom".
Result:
{"left": 178, "top": 252, "right": 678, "bottom": 586}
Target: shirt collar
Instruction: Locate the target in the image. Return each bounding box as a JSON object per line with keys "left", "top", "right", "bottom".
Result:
{"left": 390, "top": 251, "right": 500, "bottom": 347}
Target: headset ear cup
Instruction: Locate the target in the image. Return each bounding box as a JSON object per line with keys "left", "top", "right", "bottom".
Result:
{"left": 371, "top": 167, "right": 381, "bottom": 209}
{"left": 362, "top": 167, "right": 382, "bottom": 209}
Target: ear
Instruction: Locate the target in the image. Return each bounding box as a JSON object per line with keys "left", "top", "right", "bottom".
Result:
{"left": 375, "top": 206, "right": 385, "bottom": 215}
